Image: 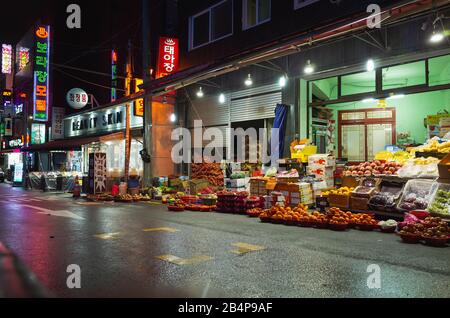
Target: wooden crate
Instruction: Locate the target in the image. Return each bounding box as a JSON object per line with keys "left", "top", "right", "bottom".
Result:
{"left": 328, "top": 193, "right": 350, "bottom": 209}
{"left": 350, "top": 196, "right": 369, "bottom": 211}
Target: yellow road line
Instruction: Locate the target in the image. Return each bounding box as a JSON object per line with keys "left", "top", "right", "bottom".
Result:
{"left": 156, "top": 254, "right": 213, "bottom": 265}
{"left": 143, "top": 227, "right": 179, "bottom": 233}
{"left": 231, "top": 242, "right": 266, "bottom": 255}
{"left": 94, "top": 232, "right": 121, "bottom": 240}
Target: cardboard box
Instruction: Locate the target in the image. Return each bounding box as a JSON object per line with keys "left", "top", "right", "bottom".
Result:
{"left": 307, "top": 166, "right": 334, "bottom": 180}
{"left": 308, "top": 154, "right": 336, "bottom": 167}
{"left": 189, "top": 179, "right": 209, "bottom": 195}
{"left": 438, "top": 154, "right": 450, "bottom": 179}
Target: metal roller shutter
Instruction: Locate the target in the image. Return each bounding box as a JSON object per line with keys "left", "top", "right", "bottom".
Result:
{"left": 230, "top": 83, "right": 282, "bottom": 123}
{"left": 188, "top": 95, "right": 230, "bottom": 128}
{"left": 190, "top": 125, "right": 230, "bottom": 149}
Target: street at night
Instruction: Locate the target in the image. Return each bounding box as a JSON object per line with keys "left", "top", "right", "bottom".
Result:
{"left": 1, "top": 0, "right": 450, "bottom": 307}
{"left": 1, "top": 183, "right": 449, "bottom": 298}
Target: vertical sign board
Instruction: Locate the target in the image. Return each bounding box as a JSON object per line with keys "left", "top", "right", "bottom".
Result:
{"left": 111, "top": 50, "right": 118, "bottom": 102}
{"left": 51, "top": 107, "right": 65, "bottom": 140}
{"left": 2, "top": 44, "right": 12, "bottom": 74}
{"left": 156, "top": 37, "right": 179, "bottom": 79}
{"left": 134, "top": 78, "right": 144, "bottom": 117}
{"left": 33, "top": 25, "right": 50, "bottom": 122}
{"left": 88, "top": 153, "right": 107, "bottom": 194}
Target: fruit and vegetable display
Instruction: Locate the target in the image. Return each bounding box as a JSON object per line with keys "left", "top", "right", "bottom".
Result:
{"left": 328, "top": 208, "right": 378, "bottom": 230}
{"left": 216, "top": 191, "right": 249, "bottom": 214}
{"left": 397, "top": 180, "right": 436, "bottom": 212}
{"left": 114, "top": 194, "right": 134, "bottom": 202}
{"left": 86, "top": 194, "right": 114, "bottom": 202}
{"left": 246, "top": 208, "right": 264, "bottom": 217}
{"left": 378, "top": 219, "right": 398, "bottom": 233}
{"left": 259, "top": 204, "right": 309, "bottom": 224}
{"left": 398, "top": 216, "right": 449, "bottom": 246}
{"left": 191, "top": 163, "right": 224, "bottom": 186}
{"left": 344, "top": 161, "right": 402, "bottom": 177}
{"left": 321, "top": 187, "right": 354, "bottom": 197}
{"left": 396, "top": 157, "right": 440, "bottom": 178}
{"left": 414, "top": 138, "right": 450, "bottom": 154}
{"left": 428, "top": 189, "right": 450, "bottom": 218}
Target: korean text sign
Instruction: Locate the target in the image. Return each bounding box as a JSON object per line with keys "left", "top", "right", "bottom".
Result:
{"left": 33, "top": 25, "right": 50, "bottom": 122}
{"left": 156, "top": 37, "right": 179, "bottom": 79}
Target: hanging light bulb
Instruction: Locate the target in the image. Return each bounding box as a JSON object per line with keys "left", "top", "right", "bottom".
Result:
{"left": 244, "top": 74, "right": 253, "bottom": 87}
{"left": 170, "top": 113, "right": 176, "bottom": 123}
{"left": 366, "top": 59, "right": 375, "bottom": 72}
{"left": 279, "top": 76, "right": 287, "bottom": 88}
{"left": 219, "top": 93, "right": 226, "bottom": 104}
{"left": 304, "top": 60, "right": 314, "bottom": 74}
{"left": 196, "top": 87, "right": 204, "bottom": 98}
{"left": 162, "top": 96, "right": 167, "bottom": 104}
{"left": 430, "top": 30, "right": 445, "bottom": 43}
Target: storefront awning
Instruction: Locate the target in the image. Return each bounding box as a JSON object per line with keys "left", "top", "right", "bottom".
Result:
{"left": 21, "top": 132, "right": 125, "bottom": 152}
{"left": 0, "top": 149, "right": 21, "bottom": 154}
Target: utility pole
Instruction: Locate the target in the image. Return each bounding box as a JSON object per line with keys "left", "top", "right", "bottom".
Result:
{"left": 142, "top": 0, "right": 153, "bottom": 187}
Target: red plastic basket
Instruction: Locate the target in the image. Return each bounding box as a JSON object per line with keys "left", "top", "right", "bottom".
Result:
{"left": 398, "top": 233, "right": 421, "bottom": 244}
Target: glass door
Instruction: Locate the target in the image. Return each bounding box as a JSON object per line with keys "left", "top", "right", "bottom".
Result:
{"left": 339, "top": 108, "right": 395, "bottom": 162}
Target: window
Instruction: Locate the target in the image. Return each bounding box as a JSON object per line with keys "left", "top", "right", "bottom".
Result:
{"left": 309, "top": 77, "right": 338, "bottom": 103}
{"left": 243, "top": 0, "right": 271, "bottom": 30}
{"left": 429, "top": 54, "right": 450, "bottom": 87}
{"left": 382, "top": 60, "right": 426, "bottom": 91}
{"left": 294, "top": 0, "right": 320, "bottom": 10}
{"left": 189, "top": 0, "right": 233, "bottom": 50}
{"left": 341, "top": 71, "right": 376, "bottom": 96}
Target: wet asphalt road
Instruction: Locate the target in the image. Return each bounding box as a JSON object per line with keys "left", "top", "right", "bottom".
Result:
{"left": 0, "top": 183, "right": 449, "bottom": 298}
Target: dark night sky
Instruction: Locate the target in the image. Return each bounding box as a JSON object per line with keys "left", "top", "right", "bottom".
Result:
{"left": 1, "top": 0, "right": 148, "bottom": 111}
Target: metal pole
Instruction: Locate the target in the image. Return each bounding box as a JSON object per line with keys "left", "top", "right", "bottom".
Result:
{"left": 142, "top": 0, "right": 153, "bottom": 187}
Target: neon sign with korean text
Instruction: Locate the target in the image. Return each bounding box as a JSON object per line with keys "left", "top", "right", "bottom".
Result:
{"left": 111, "top": 49, "right": 117, "bottom": 102}
{"left": 156, "top": 37, "right": 179, "bottom": 79}
{"left": 2, "top": 44, "right": 12, "bottom": 74}
{"left": 33, "top": 25, "right": 50, "bottom": 122}
{"left": 18, "top": 47, "right": 30, "bottom": 72}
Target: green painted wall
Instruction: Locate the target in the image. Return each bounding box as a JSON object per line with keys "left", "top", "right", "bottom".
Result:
{"left": 330, "top": 89, "right": 450, "bottom": 153}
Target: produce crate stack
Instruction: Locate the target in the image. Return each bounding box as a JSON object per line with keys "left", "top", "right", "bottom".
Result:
{"left": 368, "top": 180, "right": 404, "bottom": 212}
{"left": 216, "top": 191, "right": 237, "bottom": 213}
{"left": 350, "top": 178, "right": 381, "bottom": 211}
{"left": 191, "top": 163, "right": 224, "bottom": 187}
{"left": 245, "top": 196, "right": 264, "bottom": 211}
{"left": 307, "top": 154, "right": 336, "bottom": 188}
{"left": 216, "top": 191, "right": 249, "bottom": 214}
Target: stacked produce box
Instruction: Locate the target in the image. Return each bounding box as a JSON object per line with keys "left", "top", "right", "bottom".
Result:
{"left": 216, "top": 191, "right": 249, "bottom": 214}
{"left": 307, "top": 154, "right": 335, "bottom": 188}
{"left": 191, "top": 163, "right": 224, "bottom": 187}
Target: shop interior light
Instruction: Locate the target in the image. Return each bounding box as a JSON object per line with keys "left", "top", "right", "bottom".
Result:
{"left": 304, "top": 60, "right": 314, "bottom": 75}
{"left": 162, "top": 96, "right": 167, "bottom": 104}
{"left": 170, "top": 113, "right": 176, "bottom": 123}
{"left": 430, "top": 30, "right": 445, "bottom": 43}
{"left": 219, "top": 93, "right": 226, "bottom": 104}
{"left": 366, "top": 59, "right": 375, "bottom": 72}
{"left": 387, "top": 94, "right": 405, "bottom": 100}
{"left": 362, "top": 98, "right": 377, "bottom": 103}
{"left": 244, "top": 74, "right": 253, "bottom": 87}
{"left": 196, "top": 87, "right": 204, "bottom": 98}
{"left": 279, "top": 76, "right": 287, "bottom": 88}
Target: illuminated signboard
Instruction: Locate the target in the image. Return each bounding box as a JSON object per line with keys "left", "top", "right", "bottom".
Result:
{"left": 31, "top": 123, "right": 46, "bottom": 144}
{"left": 156, "top": 37, "right": 179, "bottom": 79}
{"left": 134, "top": 78, "right": 144, "bottom": 117}
{"left": 2, "top": 44, "right": 12, "bottom": 74}
{"left": 14, "top": 163, "right": 24, "bottom": 183}
{"left": 33, "top": 25, "right": 50, "bottom": 122}
{"left": 111, "top": 49, "right": 117, "bottom": 102}
{"left": 18, "top": 47, "right": 30, "bottom": 71}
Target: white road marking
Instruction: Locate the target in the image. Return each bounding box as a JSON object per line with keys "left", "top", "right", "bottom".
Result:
{"left": 0, "top": 202, "right": 84, "bottom": 220}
